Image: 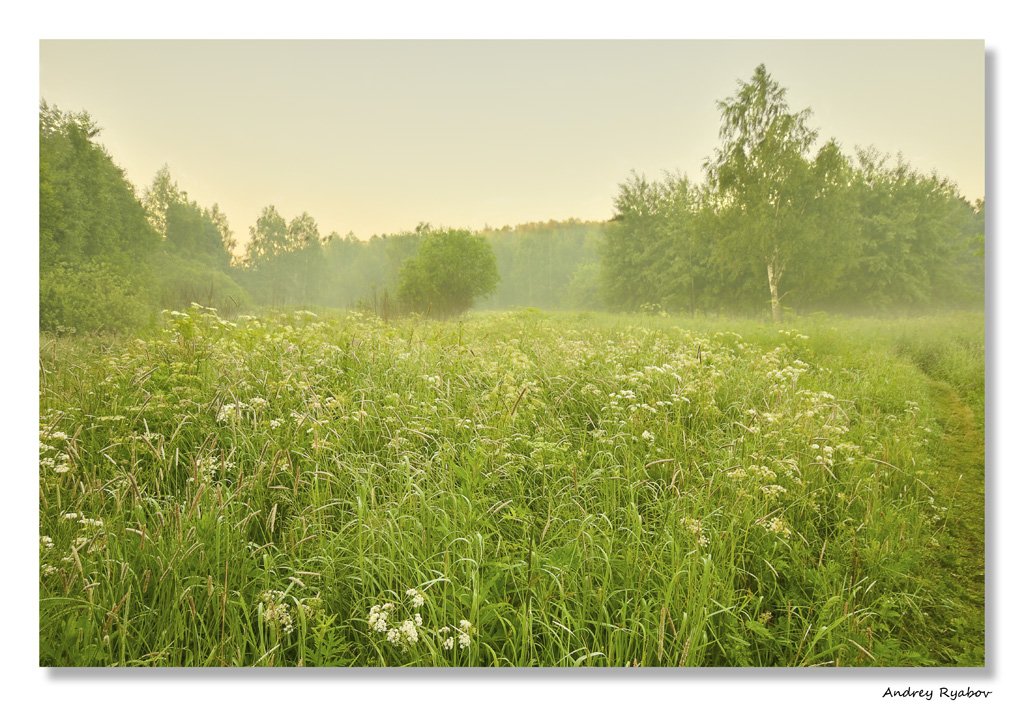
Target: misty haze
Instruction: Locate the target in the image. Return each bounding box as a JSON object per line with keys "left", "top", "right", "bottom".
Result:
{"left": 38, "top": 40, "right": 984, "bottom": 667}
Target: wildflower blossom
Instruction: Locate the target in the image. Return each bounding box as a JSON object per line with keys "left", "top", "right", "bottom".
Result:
{"left": 368, "top": 604, "right": 390, "bottom": 632}
{"left": 680, "top": 517, "right": 710, "bottom": 548}
{"left": 756, "top": 516, "right": 792, "bottom": 539}
{"left": 399, "top": 619, "right": 419, "bottom": 645}
{"left": 260, "top": 590, "right": 294, "bottom": 634}
{"left": 406, "top": 587, "right": 426, "bottom": 608}
{"left": 457, "top": 620, "right": 473, "bottom": 649}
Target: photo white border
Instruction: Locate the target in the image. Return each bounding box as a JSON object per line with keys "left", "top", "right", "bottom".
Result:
{"left": 4, "top": 3, "right": 1019, "bottom": 704}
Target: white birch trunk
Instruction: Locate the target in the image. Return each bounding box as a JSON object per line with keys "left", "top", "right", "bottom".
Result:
{"left": 767, "top": 260, "right": 782, "bottom": 322}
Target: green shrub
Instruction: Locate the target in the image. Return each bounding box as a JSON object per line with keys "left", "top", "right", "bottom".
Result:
{"left": 153, "top": 252, "right": 251, "bottom": 316}
{"left": 39, "top": 262, "right": 149, "bottom": 334}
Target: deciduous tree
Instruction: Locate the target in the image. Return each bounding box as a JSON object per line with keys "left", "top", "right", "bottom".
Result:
{"left": 705, "top": 64, "right": 823, "bottom": 321}
{"left": 397, "top": 228, "right": 499, "bottom": 317}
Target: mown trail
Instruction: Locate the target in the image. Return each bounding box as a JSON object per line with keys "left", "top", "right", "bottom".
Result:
{"left": 921, "top": 377, "right": 986, "bottom": 665}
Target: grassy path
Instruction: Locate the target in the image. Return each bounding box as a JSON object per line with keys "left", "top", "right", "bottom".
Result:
{"left": 920, "top": 377, "right": 986, "bottom": 665}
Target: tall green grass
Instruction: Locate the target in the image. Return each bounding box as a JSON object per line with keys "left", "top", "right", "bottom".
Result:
{"left": 38, "top": 307, "right": 984, "bottom": 666}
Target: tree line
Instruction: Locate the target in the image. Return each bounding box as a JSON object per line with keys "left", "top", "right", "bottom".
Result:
{"left": 40, "top": 65, "right": 983, "bottom": 332}
{"left": 603, "top": 65, "right": 984, "bottom": 320}
{"left": 39, "top": 103, "right": 601, "bottom": 332}
{"left": 40, "top": 103, "right": 248, "bottom": 333}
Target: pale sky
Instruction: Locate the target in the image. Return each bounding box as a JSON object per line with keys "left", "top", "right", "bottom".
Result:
{"left": 39, "top": 40, "right": 984, "bottom": 247}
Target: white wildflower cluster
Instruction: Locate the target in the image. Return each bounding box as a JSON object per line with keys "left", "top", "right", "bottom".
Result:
{"left": 775, "top": 457, "right": 804, "bottom": 486}
{"left": 608, "top": 389, "right": 637, "bottom": 404}
{"left": 217, "top": 395, "right": 274, "bottom": 424}
{"left": 259, "top": 590, "right": 294, "bottom": 634}
{"left": 756, "top": 516, "right": 793, "bottom": 539}
{"left": 727, "top": 464, "right": 776, "bottom": 482}
{"left": 95, "top": 415, "right": 126, "bottom": 422}
{"left": 438, "top": 620, "right": 473, "bottom": 650}
{"left": 386, "top": 619, "right": 420, "bottom": 649}
{"left": 189, "top": 454, "right": 234, "bottom": 485}
{"left": 833, "top": 441, "right": 861, "bottom": 462}
{"left": 926, "top": 495, "right": 948, "bottom": 524}
{"left": 679, "top": 517, "right": 710, "bottom": 548}
{"left": 760, "top": 348, "right": 811, "bottom": 388}
{"left": 406, "top": 587, "right": 426, "bottom": 608}
{"left": 40, "top": 535, "right": 54, "bottom": 550}
{"left": 216, "top": 402, "right": 244, "bottom": 423}
{"left": 810, "top": 442, "right": 836, "bottom": 468}
{"left": 367, "top": 588, "right": 468, "bottom": 653}
{"left": 40, "top": 427, "right": 73, "bottom": 474}
{"left": 760, "top": 484, "right": 787, "bottom": 499}
{"left": 368, "top": 602, "right": 394, "bottom": 632}
{"left": 136, "top": 430, "right": 163, "bottom": 444}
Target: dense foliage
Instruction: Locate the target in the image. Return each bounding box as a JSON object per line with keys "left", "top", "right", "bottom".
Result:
{"left": 397, "top": 228, "right": 499, "bottom": 317}
{"left": 602, "top": 66, "right": 984, "bottom": 319}
{"left": 40, "top": 102, "right": 160, "bottom": 332}
{"left": 40, "top": 106, "right": 247, "bottom": 332}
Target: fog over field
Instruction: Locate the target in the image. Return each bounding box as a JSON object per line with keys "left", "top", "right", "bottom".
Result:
{"left": 38, "top": 40, "right": 985, "bottom": 669}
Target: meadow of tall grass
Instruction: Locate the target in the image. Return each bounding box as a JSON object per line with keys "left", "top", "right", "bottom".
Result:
{"left": 38, "top": 306, "right": 984, "bottom": 666}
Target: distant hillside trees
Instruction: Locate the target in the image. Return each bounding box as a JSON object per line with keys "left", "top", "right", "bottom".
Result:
{"left": 480, "top": 220, "right": 605, "bottom": 310}
{"left": 236, "top": 206, "right": 329, "bottom": 307}
{"left": 842, "top": 149, "right": 984, "bottom": 310}
{"left": 231, "top": 219, "right": 602, "bottom": 313}
{"left": 140, "top": 166, "right": 249, "bottom": 315}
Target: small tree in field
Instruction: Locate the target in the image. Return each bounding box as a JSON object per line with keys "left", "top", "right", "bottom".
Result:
{"left": 397, "top": 228, "right": 499, "bottom": 317}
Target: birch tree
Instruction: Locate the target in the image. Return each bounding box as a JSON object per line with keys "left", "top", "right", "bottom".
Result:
{"left": 704, "top": 64, "right": 820, "bottom": 321}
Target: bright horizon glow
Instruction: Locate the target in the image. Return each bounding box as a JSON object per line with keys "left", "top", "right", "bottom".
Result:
{"left": 40, "top": 40, "right": 984, "bottom": 249}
